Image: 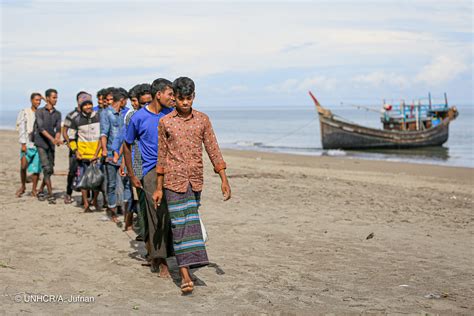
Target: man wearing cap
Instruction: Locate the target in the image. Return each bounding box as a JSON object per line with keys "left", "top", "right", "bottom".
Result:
{"left": 62, "top": 91, "right": 88, "bottom": 204}
{"left": 68, "top": 92, "right": 102, "bottom": 212}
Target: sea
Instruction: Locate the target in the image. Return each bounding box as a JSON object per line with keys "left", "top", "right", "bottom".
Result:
{"left": 1, "top": 104, "right": 472, "bottom": 168}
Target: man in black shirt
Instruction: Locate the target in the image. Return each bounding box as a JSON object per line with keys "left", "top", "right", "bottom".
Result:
{"left": 34, "top": 88, "right": 63, "bottom": 204}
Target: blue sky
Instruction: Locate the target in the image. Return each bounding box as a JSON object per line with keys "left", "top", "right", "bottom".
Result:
{"left": 1, "top": 0, "right": 472, "bottom": 114}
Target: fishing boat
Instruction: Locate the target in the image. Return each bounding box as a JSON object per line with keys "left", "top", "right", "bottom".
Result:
{"left": 309, "top": 91, "right": 458, "bottom": 150}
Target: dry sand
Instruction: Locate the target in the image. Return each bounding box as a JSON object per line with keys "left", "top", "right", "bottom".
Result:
{"left": 0, "top": 129, "right": 473, "bottom": 315}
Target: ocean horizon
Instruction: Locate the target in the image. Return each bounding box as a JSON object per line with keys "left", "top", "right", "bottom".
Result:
{"left": 2, "top": 103, "right": 472, "bottom": 168}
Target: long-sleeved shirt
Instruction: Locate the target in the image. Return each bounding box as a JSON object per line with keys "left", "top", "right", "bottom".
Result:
{"left": 156, "top": 109, "right": 226, "bottom": 193}
{"left": 34, "top": 107, "right": 62, "bottom": 150}
{"left": 16, "top": 107, "right": 36, "bottom": 148}
{"left": 69, "top": 111, "right": 101, "bottom": 160}
{"left": 100, "top": 106, "right": 123, "bottom": 165}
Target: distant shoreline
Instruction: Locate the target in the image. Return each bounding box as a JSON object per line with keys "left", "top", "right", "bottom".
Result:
{"left": 2, "top": 129, "right": 472, "bottom": 171}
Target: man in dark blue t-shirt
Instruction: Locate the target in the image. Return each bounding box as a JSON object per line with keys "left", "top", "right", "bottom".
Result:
{"left": 123, "top": 78, "right": 174, "bottom": 277}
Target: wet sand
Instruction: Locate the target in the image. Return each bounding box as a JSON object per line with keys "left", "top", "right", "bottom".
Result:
{"left": 0, "top": 129, "right": 473, "bottom": 314}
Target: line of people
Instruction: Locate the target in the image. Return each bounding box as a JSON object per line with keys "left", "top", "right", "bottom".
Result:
{"left": 15, "top": 77, "right": 231, "bottom": 294}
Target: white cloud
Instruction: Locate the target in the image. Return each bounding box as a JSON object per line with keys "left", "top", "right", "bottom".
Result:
{"left": 265, "top": 76, "right": 337, "bottom": 93}
{"left": 415, "top": 55, "right": 468, "bottom": 85}
{"left": 352, "top": 71, "right": 408, "bottom": 88}
{"left": 1, "top": 0, "right": 472, "bottom": 106}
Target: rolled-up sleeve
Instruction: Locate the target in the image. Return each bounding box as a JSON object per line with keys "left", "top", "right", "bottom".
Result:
{"left": 36, "top": 110, "right": 46, "bottom": 133}
{"left": 156, "top": 123, "right": 168, "bottom": 175}
{"left": 203, "top": 117, "right": 226, "bottom": 173}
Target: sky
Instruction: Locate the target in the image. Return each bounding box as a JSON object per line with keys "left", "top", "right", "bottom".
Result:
{"left": 1, "top": 0, "right": 472, "bottom": 115}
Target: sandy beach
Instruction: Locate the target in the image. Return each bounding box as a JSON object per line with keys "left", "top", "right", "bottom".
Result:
{"left": 0, "top": 129, "right": 472, "bottom": 315}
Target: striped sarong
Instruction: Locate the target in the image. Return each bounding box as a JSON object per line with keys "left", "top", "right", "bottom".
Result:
{"left": 165, "top": 185, "right": 208, "bottom": 268}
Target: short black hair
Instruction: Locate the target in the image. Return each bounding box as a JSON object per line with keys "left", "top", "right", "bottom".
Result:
{"left": 172, "top": 77, "right": 194, "bottom": 97}
{"left": 30, "top": 92, "right": 41, "bottom": 100}
{"left": 128, "top": 85, "right": 140, "bottom": 99}
{"left": 136, "top": 83, "right": 152, "bottom": 99}
{"left": 96, "top": 89, "right": 106, "bottom": 98}
{"left": 112, "top": 87, "right": 128, "bottom": 102}
{"left": 76, "top": 91, "right": 88, "bottom": 101}
{"left": 45, "top": 89, "right": 58, "bottom": 98}
{"left": 105, "top": 87, "right": 115, "bottom": 96}
{"left": 151, "top": 78, "right": 173, "bottom": 97}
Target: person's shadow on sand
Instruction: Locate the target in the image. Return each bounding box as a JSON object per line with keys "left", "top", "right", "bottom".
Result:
{"left": 127, "top": 239, "right": 226, "bottom": 290}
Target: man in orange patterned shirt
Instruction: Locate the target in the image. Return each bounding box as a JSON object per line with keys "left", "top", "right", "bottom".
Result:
{"left": 153, "top": 77, "right": 231, "bottom": 294}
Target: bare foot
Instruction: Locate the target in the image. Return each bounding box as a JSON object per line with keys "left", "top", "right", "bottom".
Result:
{"left": 16, "top": 187, "right": 25, "bottom": 198}
{"left": 159, "top": 262, "right": 171, "bottom": 278}
{"left": 31, "top": 190, "right": 38, "bottom": 198}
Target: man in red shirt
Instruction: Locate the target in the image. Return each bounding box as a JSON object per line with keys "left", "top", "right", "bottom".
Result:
{"left": 153, "top": 77, "right": 231, "bottom": 294}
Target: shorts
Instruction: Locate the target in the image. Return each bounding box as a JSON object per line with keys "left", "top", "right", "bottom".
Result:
{"left": 20, "top": 147, "right": 42, "bottom": 174}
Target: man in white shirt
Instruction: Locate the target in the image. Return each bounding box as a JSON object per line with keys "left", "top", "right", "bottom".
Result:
{"left": 15, "top": 93, "right": 44, "bottom": 197}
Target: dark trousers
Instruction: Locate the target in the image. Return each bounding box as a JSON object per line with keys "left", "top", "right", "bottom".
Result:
{"left": 138, "top": 168, "right": 174, "bottom": 260}
{"left": 37, "top": 146, "right": 55, "bottom": 182}
{"left": 66, "top": 151, "right": 78, "bottom": 195}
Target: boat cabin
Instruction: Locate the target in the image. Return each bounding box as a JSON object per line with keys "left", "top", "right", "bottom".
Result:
{"left": 381, "top": 93, "right": 455, "bottom": 131}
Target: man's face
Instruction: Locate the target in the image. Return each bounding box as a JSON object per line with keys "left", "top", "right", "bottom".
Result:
{"left": 98, "top": 95, "right": 103, "bottom": 106}
{"left": 130, "top": 97, "right": 140, "bottom": 110}
{"left": 157, "top": 87, "right": 175, "bottom": 108}
{"left": 46, "top": 92, "right": 58, "bottom": 106}
{"left": 139, "top": 94, "right": 152, "bottom": 106}
{"left": 82, "top": 103, "right": 93, "bottom": 115}
{"left": 175, "top": 93, "right": 194, "bottom": 114}
{"left": 31, "top": 96, "right": 42, "bottom": 108}
{"left": 105, "top": 93, "right": 113, "bottom": 105}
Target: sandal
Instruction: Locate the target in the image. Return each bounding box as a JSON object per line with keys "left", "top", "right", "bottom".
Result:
{"left": 64, "top": 195, "right": 73, "bottom": 204}
{"left": 181, "top": 281, "right": 194, "bottom": 294}
{"left": 37, "top": 192, "right": 46, "bottom": 201}
{"left": 47, "top": 196, "right": 56, "bottom": 204}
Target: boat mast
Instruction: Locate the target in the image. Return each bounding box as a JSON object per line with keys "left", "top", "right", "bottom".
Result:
{"left": 428, "top": 92, "right": 432, "bottom": 111}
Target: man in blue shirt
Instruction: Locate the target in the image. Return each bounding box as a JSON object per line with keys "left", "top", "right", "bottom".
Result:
{"left": 100, "top": 88, "right": 128, "bottom": 224}
{"left": 123, "top": 78, "right": 174, "bottom": 277}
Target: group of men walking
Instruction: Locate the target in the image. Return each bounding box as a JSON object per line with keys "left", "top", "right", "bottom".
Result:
{"left": 16, "top": 77, "right": 231, "bottom": 294}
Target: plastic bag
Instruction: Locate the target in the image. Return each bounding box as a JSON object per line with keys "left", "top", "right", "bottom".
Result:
{"left": 76, "top": 163, "right": 104, "bottom": 191}
{"left": 200, "top": 218, "right": 208, "bottom": 243}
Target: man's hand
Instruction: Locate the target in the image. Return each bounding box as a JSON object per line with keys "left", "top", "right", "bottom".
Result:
{"left": 75, "top": 151, "right": 82, "bottom": 160}
{"left": 119, "top": 165, "right": 126, "bottom": 177}
{"left": 130, "top": 175, "right": 142, "bottom": 188}
{"left": 113, "top": 152, "right": 119, "bottom": 164}
{"left": 102, "top": 148, "right": 108, "bottom": 158}
{"left": 221, "top": 181, "right": 231, "bottom": 201}
{"left": 53, "top": 137, "right": 63, "bottom": 146}
{"left": 21, "top": 144, "right": 27, "bottom": 153}
{"left": 152, "top": 189, "right": 163, "bottom": 208}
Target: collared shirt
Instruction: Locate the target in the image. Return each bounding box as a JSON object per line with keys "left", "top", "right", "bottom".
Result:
{"left": 125, "top": 105, "right": 173, "bottom": 178}
{"left": 34, "top": 106, "right": 62, "bottom": 150}
{"left": 16, "top": 107, "right": 36, "bottom": 148}
{"left": 100, "top": 106, "right": 123, "bottom": 164}
{"left": 157, "top": 108, "right": 226, "bottom": 193}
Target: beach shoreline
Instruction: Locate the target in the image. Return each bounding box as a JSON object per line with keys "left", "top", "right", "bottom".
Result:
{"left": 1, "top": 129, "right": 473, "bottom": 314}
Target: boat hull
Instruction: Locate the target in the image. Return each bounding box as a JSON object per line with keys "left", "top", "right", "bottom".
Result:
{"left": 320, "top": 116, "right": 450, "bottom": 150}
